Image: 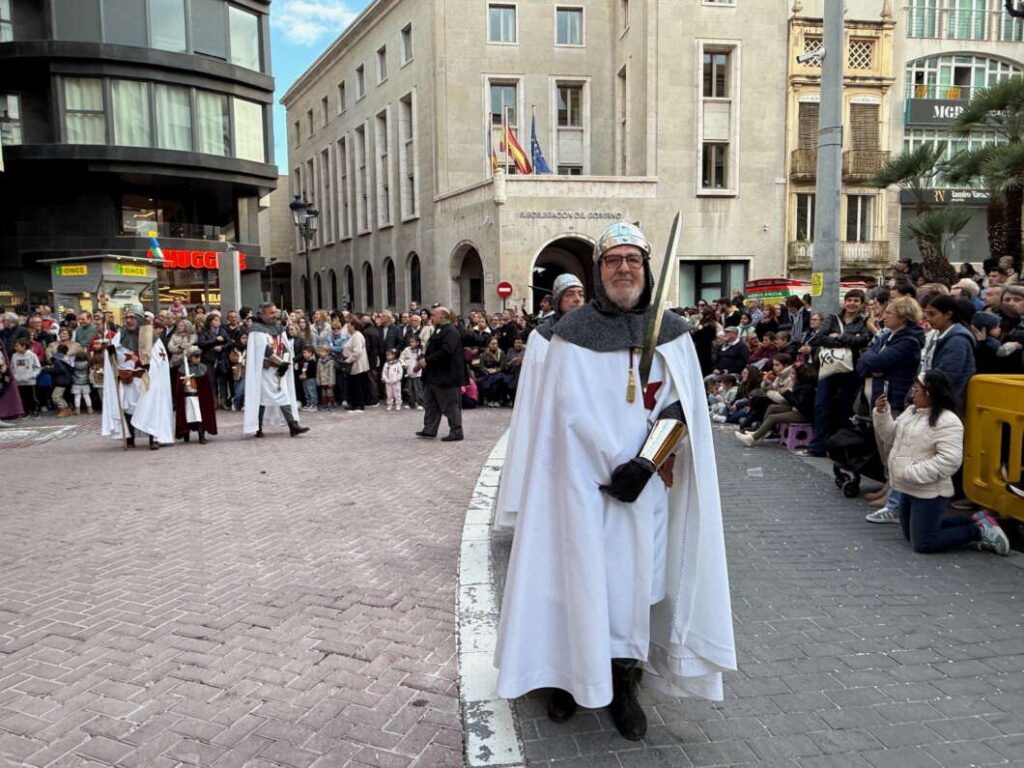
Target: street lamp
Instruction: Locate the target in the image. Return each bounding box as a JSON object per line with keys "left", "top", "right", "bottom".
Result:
{"left": 289, "top": 195, "right": 320, "bottom": 310}
{"left": 1006, "top": 0, "right": 1023, "bottom": 18}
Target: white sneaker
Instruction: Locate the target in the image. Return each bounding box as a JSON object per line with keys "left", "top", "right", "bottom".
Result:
{"left": 416, "top": 405, "right": 424, "bottom": 410}
{"left": 865, "top": 506, "right": 899, "bottom": 524}
{"left": 733, "top": 431, "right": 755, "bottom": 447}
{"left": 973, "top": 511, "right": 1011, "bottom": 556}
{"left": 712, "top": 414, "right": 726, "bottom": 423}
{"left": 0, "top": 419, "right": 14, "bottom": 428}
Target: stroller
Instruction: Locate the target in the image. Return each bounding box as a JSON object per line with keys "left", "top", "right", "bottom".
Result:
{"left": 826, "top": 415, "right": 887, "bottom": 498}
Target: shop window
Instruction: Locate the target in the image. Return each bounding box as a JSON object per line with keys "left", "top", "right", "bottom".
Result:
{"left": 64, "top": 78, "right": 106, "bottom": 145}
{"left": 0, "top": 94, "right": 22, "bottom": 146}
{"left": 228, "top": 5, "right": 261, "bottom": 71}
{"left": 112, "top": 80, "right": 152, "bottom": 148}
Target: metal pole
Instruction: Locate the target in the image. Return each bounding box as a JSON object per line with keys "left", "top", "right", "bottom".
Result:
{"left": 812, "top": 0, "right": 844, "bottom": 315}
{"left": 304, "top": 231, "right": 312, "bottom": 311}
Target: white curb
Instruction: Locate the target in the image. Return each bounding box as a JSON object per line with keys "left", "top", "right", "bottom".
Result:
{"left": 458, "top": 431, "right": 526, "bottom": 768}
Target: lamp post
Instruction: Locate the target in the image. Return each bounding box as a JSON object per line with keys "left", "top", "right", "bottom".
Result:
{"left": 289, "top": 195, "right": 320, "bottom": 311}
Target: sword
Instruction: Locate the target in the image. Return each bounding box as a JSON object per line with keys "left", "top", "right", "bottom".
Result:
{"left": 638, "top": 211, "right": 682, "bottom": 388}
{"left": 104, "top": 316, "right": 131, "bottom": 450}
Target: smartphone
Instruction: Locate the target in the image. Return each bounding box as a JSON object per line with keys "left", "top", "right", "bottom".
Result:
{"left": 882, "top": 381, "right": 889, "bottom": 399}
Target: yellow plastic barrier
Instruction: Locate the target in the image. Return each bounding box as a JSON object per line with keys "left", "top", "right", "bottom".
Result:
{"left": 964, "top": 375, "right": 1024, "bottom": 521}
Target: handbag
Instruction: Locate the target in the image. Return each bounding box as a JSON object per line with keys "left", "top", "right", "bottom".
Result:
{"left": 817, "top": 318, "right": 854, "bottom": 379}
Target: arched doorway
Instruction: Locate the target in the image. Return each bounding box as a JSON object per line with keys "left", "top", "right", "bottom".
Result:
{"left": 530, "top": 235, "right": 594, "bottom": 312}
{"left": 363, "top": 262, "right": 375, "bottom": 309}
{"left": 408, "top": 252, "right": 422, "bottom": 305}
{"left": 344, "top": 266, "right": 355, "bottom": 310}
{"left": 451, "top": 242, "right": 484, "bottom": 315}
{"left": 314, "top": 273, "right": 323, "bottom": 310}
{"left": 329, "top": 269, "right": 338, "bottom": 310}
{"left": 385, "top": 258, "right": 397, "bottom": 308}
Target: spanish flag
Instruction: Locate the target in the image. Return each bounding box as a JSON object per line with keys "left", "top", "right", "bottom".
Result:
{"left": 501, "top": 125, "right": 533, "bottom": 174}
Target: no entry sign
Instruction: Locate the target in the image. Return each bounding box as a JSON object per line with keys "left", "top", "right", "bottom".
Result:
{"left": 496, "top": 281, "right": 513, "bottom": 298}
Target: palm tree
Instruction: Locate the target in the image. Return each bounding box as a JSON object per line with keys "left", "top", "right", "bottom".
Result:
{"left": 903, "top": 208, "right": 974, "bottom": 267}
{"left": 944, "top": 144, "right": 1008, "bottom": 265}
{"left": 950, "top": 76, "right": 1024, "bottom": 270}
{"left": 869, "top": 143, "right": 956, "bottom": 282}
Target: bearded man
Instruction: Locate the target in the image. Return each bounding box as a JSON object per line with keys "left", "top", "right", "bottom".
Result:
{"left": 495, "top": 222, "right": 735, "bottom": 741}
{"left": 243, "top": 302, "right": 309, "bottom": 438}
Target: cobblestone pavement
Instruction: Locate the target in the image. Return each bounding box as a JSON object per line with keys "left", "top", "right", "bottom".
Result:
{"left": 0, "top": 406, "right": 510, "bottom": 768}
{"left": 508, "top": 428, "right": 1024, "bottom": 768}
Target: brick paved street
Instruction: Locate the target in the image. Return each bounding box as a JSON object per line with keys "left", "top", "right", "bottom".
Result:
{"left": 508, "top": 428, "right": 1024, "bottom": 768}
{"left": 0, "top": 407, "right": 510, "bottom": 768}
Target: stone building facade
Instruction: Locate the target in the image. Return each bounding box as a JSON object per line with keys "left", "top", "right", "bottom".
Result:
{"left": 282, "top": 0, "right": 791, "bottom": 315}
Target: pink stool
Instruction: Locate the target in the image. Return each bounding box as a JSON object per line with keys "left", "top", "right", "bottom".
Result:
{"left": 780, "top": 423, "right": 814, "bottom": 452}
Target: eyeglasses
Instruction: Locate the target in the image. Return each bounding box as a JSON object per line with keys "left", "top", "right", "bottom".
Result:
{"left": 600, "top": 254, "right": 645, "bottom": 269}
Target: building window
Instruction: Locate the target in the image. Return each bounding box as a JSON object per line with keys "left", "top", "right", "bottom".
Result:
{"left": 355, "top": 124, "right": 369, "bottom": 232}
{"left": 293, "top": 120, "right": 300, "bottom": 147}
{"left": 401, "top": 23, "right": 413, "bottom": 63}
{"left": 556, "top": 7, "right": 583, "bottom": 45}
{"left": 338, "top": 81, "right": 347, "bottom": 113}
{"left": 558, "top": 165, "right": 582, "bottom": 175}
{"left": 233, "top": 97, "right": 264, "bottom": 162}
{"left": 797, "top": 101, "right": 819, "bottom": 149}
{"left": 616, "top": 66, "right": 627, "bottom": 173}
{"left": 64, "top": 78, "right": 106, "bottom": 145}
{"left": 148, "top": 0, "right": 187, "bottom": 53}
{"left": 385, "top": 259, "right": 397, "bottom": 307}
{"left": 904, "top": 126, "right": 1000, "bottom": 188}
{"left": 703, "top": 51, "right": 730, "bottom": 98}
{"left": 338, "top": 137, "right": 350, "bottom": 238}
{"left": 678, "top": 261, "right": 748, "bottom": 306}
{"left": 345, "top": 266, "right": 355, "bottom": 308}
{"left": 409, "top": 253, "right": 422, "bottom": 305}
{"left": 489, "top": 4, "right": 517, "bottom": 43}
{"left": 704, "top": 0, "right": 736, "bottom": 4}
{"left": 228, "top": 6, "right": 261, "bottom": 71}
{"left": 847, "top": 39, "right": 874, "bottom": 69}
{"left": 0, "top": 0, "right": 12, "bottom": 42}
{"left": 846, "top": 195, "right": 873, "bottom": 242}
{"left": 849, "top": 102, "right": 880, "bottom": 150}
{"left": 376, "top": 110, "right": 391, "bottom": 226}
{"left": 557, "top": 85, "right": 582, "bottom": 127}
{"left": 111, "top": 80, "right": 152, "bottom": 148}
{"left": 364, "top": 263, "right": 375, "bottom": 307}
{"left": 0, "top": 94, "right": 21, "bottom": 145}
{"left": 796, "top": 193, "right": 815, "bottom": 241}
{"left": 307, "top": 109, "right": 314, "bottom": 137}
{"left": 489, "top": 81, "right": 519, "bottom": 171}
{"left": 555, "top": 82, "right": 586, "bottom": 173}
{"left": 196, "top": 91, "right": 230, "bottom": 156}
{"left": 399, "top": 93, "right": 417, "bottom": 219}
{"left": 356, "top": 65, "right": 366, "bottom": 99}
{"left": 908, "top": 0, "right": 939, "bottom": 38}
{"left": 377, "top": 46, "right": 388, "bottom": 83}
{"left": 801, "top": 36, "right": 823, "bottom": 67}
{"left": 701, "top": 143, "right": 728, "bottom": 189}
{"left": 321, "top": 95, "right": 329, "bottom": 127}
{"left": 321, "top": 148, "right": 333, "bottom": 241}
{"left": 907, "top": 53, "right": 1020, "bottom": 100}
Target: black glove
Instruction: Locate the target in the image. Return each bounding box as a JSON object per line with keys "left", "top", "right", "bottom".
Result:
{"left": 599, "top": 457, "right": 656, "bottom": 503}
{"left": 276, "top": 363, "right": 289, "bottom": 377}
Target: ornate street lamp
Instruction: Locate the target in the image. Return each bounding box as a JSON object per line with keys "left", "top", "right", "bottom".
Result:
{"left": 289, "top": 195, "right": 320, "bottom": 310}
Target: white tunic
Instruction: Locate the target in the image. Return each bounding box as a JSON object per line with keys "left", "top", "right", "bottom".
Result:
{"left": 495, "top": 333, "right": 735, "bottom": 708}
{"left": 100, "top": 334, "right": 174, "bottom": 444}
{"left": 243, "top": 330, "right": 299, "bottom": 434}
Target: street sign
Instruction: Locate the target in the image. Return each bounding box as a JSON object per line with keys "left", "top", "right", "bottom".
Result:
{"left": 811, "top": 273, "right": 824, "bottom": 297}
{"left": 496, "top": 281, "right": 513, "bottom": 298}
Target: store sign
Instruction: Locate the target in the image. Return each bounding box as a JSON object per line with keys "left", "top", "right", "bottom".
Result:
{"left": 518, "top": 211, "right": 623, "bottom": 220}
{"left": 899, "top": 188, "right": 990, "bottom": 205}
{"left": 148, "top": 249, "right": 248, "bottom": 271}
{"left": 115, "top": 264, "right": 150, "bottom": 277}
{"left": 906, "top": 99, "right": 966, "bottom": 125}
{"left": 54, "top": 265, "right": 88, "bottom": 276}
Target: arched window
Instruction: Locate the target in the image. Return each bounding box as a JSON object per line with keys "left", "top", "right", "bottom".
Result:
{"left": 385, "top": 258, "right": 397, "bottom": 308}
{"left": 906, "top": 54, "right": 1020, "bottom": 100}
{"left": 408, "top": 252, "right": 422, "bottom": 305}
{"left": 329, "top": 269, "right": 338, "bottom": 310}
{"left": 344, "top": 266, "right": 355, "bottom": 310}
{"left": 314, "top": 273, "right": 323, "bottom": 309}
{"left": 363, "top": 262, "right": 375, "bottom": 309}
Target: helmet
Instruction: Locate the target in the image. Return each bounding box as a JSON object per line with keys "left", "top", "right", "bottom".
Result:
{"left": 551, "top": 273, "right": 584, "bottom": 304}
{"left": 596, "top": 221, "right": 651, "bottom": 258}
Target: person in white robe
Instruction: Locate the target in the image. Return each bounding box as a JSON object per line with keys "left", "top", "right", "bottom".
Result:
{"left": 495, "top": 222, "right": 736, "bottom": 741}
{"left": 494, "top": 273, "right": 586, "bottom": 531}
{"left": 242, "top": 302, "right": 309, "bottom": 438}
{"left": 101, "top": 309, "right": 174, "bottom": 449}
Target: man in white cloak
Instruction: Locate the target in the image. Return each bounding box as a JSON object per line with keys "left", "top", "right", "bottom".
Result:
{"left": 242, "top": 302, "right": 309, "bottom": 438}
{"left": 494, "top": 273, "right": 586, "bottom": 531}
{"left": 101, "top": 308, "right": 174, "bottom": 449}
{"left": 495, "top": 221, "right": 736, "bottom": 741}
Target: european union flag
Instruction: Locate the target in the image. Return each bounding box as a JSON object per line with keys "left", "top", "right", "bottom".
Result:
{"left": 531, "top": 115, "right": 552, "bottom": 174}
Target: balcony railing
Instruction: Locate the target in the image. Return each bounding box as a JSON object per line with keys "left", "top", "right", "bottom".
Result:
{"left": 905, "top": 7, "right": 1024, "bottom": 42}
{"left": 788, "top": 241, "right": 890, "bottom": 270}
{"left": 790, "top": 148, "right": 817, "bottom": 181}
{"left": 906, "top": 83, "right": 978, "bottom": 101}
{"left": 843, "top": 150, "right": 889, "bottom": 180}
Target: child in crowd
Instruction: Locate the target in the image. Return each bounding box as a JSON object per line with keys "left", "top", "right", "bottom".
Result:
{"left": 11, "top": 339, "right": 41, "bottom": 417}
{"left": 381, "top": 348, "right": 404, "bottom": 411}
{"left": 297, "top": 347, "right": 318, "bottom": 412}
{"left": 43, "top": 344, "right": 75, "bottom": 417}
{"left": 708, "top": 374, "right": 738, "bottom": 419}
{"left": 71, "top": 350, "right": 92, "bottom": 415}
{"left": 230, "top": 339, "right": 246, "bottom": 411}
{"left": 88, "top": 349, "right": 105, "bottom": 410}
{"left": 400, "top": 335, "right": 424, "bottom": 410}
{"left": 316, "top": 345, "right": 337, "bottom": 410}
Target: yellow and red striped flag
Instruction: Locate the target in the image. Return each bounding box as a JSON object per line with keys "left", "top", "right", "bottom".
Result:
{"left": 500, "top": 125, "right": 533, "bottom": 174}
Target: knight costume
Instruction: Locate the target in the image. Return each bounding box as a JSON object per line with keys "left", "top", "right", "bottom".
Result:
{"left": 101, "top": 308, "right": 174, "bottom": 449}
{"left": 173, "top": 346, "right": 218, "bottom": 443}
{"left": 494, "top": 222, "right": 735, "bottom": 740}
{"left": 242, "top": 304, "right": 309, "bottom": 438}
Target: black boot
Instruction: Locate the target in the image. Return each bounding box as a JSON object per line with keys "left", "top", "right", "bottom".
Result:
{"left": 284, "top": 410, "right": 310, "bottom": 437}
{"left": 609, "top": 659, "right": 646, "bottom": 741}
{"left": 255, "top": 406, "right": 265, "bottom": 438}
{"left": 545, "top": 688, "right": 578, "bottom": 723}
{"left": 126, "top": 421, "right": 136, "bottom": 448}
{"left": 148, "top": 435, "right": 159, "bottom": 451}
{"left": 198, "top": 428, "right": 207, "bottom": 445}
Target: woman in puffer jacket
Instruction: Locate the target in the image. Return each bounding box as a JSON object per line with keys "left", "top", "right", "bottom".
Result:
{"left": 873, "top": 370, "right": 1009, "bottom": 556}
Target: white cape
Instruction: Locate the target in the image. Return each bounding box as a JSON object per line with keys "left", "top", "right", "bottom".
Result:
{"left": 243, "top": 331, "right": 299, "bottom": 435}
{"left": 129, "top": 338, "right": 175, "bottom": 445}
{"left": 495, "top": 333, "right": 736, "bottom": 708}
{"left": 101, "top": 340, "right": 129, "bottom": 440}
{"left": 494, "top": 333, "right": 549, "bottom": 531}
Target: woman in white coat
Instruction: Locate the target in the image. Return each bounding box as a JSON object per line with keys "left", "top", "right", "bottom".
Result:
{"left": 873, "top": 370, "right": 1009, "bottom": 555}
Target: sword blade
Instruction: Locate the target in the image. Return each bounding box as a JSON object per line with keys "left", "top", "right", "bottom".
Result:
{"left": 638, "top": 211, "right": 682, "bottom": 387}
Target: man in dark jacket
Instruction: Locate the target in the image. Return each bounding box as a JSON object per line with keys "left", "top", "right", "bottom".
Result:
{"left": 361, "top": 317, "right": 383, "bottom": 404}
{"left": 713, "top": 327, "right": 749, "bottom": 375}
{"left": 379, "top": 311, "right": 404, "bottom": 352}
{"left": 416, "top": 306, "right": 466, "bottom": 441}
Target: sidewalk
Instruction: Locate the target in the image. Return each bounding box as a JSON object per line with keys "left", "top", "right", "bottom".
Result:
{"left": 487, "top": 428, "right": 1024, "bottom": 768}
{"left": 0, "top": 407, "right": 510, "bottom": 768}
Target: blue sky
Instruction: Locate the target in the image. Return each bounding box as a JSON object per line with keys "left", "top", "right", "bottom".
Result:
{"left": 269, "top": 0, "right": 372, "bottom": 173}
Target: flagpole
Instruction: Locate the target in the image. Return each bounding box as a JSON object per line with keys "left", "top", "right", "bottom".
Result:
{"left": 503, "top": 106, "right": 510, "bottom": 176}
